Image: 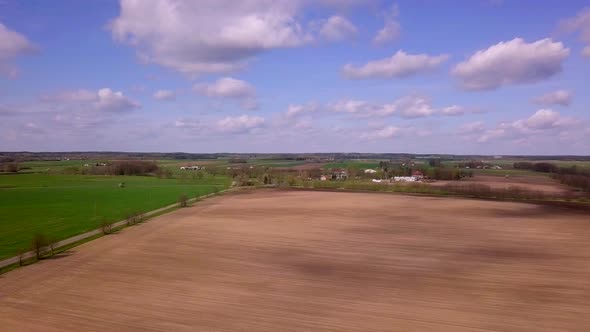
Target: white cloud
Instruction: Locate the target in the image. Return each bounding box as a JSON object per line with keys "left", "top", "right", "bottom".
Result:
{"left": 285, "top": 103, "right": 317, "bottom": 118}
{"left": 459, "top": 121, "right": 485, "bottom": 134}
{"left": 519, "top": 109, "right": 573, "bottom": 130}
{"left": 559, "top": 8, "right": 590, "bottom": 56}
{"left": 216, "top": 115, "right": 265, "bottom": 133}
{"left": 440, "top": 105, "right": 482, "bottom": 116}
{"left": 329, "top": 95, "right": 467, "bottom": 119}
{"left": 108, "top": 0, "right": 319, "bottom": 76}
{"left": 194, "top": 77, "right": 258, "bottom": 109}
{"left": 373, "top": 5, "right": 400, "bottom": 45}
{"left": 329, "top": 99, "right": 373, "bottom": 114}
{"left": 391, "top": 96, "right": 436, "bottom": 118}
{"left": 360, "top": 126, "right": 401, "bottom": 140}
{"left": 532, "top": 89, "right": 573, "bottom": 106}
{"left": 452, "top": 38, "right": 569, "bottom": 90}
{"left": 0, "top": 22, "right": 35, "bottom": 77}
{"left": 319, "top": 16, "right": 357, "bottom": 41}
{"left": 342, "top": 51, "right": 449, "bottom": 79}
{"left": 42, "top": 88, "right": 140, "bottom": 112}
{"left": 153, "top": 89, "right": 176, "bottom": 101}
{"left": 95, "top": 88, "right": 141, "bottom": 112}
{"left": 474, "top": 109, "right": 578, "bottom": 143}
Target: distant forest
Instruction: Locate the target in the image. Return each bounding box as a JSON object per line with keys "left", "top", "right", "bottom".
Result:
{"left": 2, "top": 151, "right": 589, "bottom": 163}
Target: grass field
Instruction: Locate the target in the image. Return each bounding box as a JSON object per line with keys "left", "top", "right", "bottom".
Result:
{"left": 0, "top": 173, "right": 229, "bottom": 260}
{"left": 323, "top": 160, "right": 382, "bottom": 169}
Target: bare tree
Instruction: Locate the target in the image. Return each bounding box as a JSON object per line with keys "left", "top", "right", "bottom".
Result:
{"left": 32, "top": 233, "right": 48, "bottom": 260}
{"left": 17, "top": 248, "right": 27, "bottom": 266}
{"left": 48, "top": 238, "right": 58, "bottom": 257}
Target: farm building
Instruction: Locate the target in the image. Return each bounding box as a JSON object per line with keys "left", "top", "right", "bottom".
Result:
{"left": 330, "top": 169, "right": 348, "bottom": 180}
{"left": 180, "top": 166, "right": 201, "bottom": 170}
{"left": 412, "top": 170, "right": 424, "bottom": 179}
{"left": 393, "top": 176, "right": 417, "bottom": 182}
{"left": 364, "top": 169, "right": 377, "bottom": 174}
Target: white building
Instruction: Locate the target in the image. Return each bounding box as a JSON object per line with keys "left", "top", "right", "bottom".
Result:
{"left": 364, "top": 169, "right": 377, "bottom": 174}
{"left": 393, "top": 176, "right": 418, "bottom": 182}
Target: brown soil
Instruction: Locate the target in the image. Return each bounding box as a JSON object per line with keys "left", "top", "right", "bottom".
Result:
{"left": 431, "top": 175, "right": 572, "bottom": 194}
{"left": 1, "top": 190, "right": 589, "bottom": 331}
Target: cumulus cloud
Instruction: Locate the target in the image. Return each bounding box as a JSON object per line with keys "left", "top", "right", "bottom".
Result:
{"left": 360, "top": 125, "right": 430, "bottom": 140}
{"left": 153, "top": 89, "right": 176, "bottom": 101}
{"left": 518, "top": 109, "right": 574, "bottom": 129}
{"left": 452, "top": 38, "right": 569, "bottom": 90}
{"left": 0, "top": 22, "right": 36, "bottom": 77}
{"left": 285, "top": 103, "right": 318, "bottom": 118}
{"left": 373, "top": 5, "right": 400, "bottom": 45}
{"left": 329, "top": 95, "right": 469, "bottom": 119}
{"left": 360, "top": 126, "right": 401, "bottom": 140}
{"left": 473, "top": 109, "right": 578, "bottom": 143}
{"left": 342, "top": 51, "right": 449, "bottom": 79}
{"left": 95, "top": 88, "right": 141, "bottom": 112}
{"left": 440, "top": 105, "right": 482, "bottom": 116}
{"left": 42, "top": 88, "right": 140, "bottom": 112}
{"left": 459, "top": 121, "right": 485, "bottom": 134}
{"left": 319, "top": 16, "right": 357, "bottom": 41}
{"left": 532, "top": 89, "right": 573, "bottom": 106}
{"left": 216, "top": 115, "right": 265, "bottom": 133}
{"left": 559, "top": 8, "right": 590, "bottom": 56}
{"left": 108, "top": 0, "right": 323, "bottom": 75}
{"left": 194, "top": 77, "right": 258, "bottom": 109}
{"left": 329, "top": 99, "right": 373, "bottom": 114}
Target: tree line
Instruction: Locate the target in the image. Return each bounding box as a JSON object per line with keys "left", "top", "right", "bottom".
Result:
{"left": 514, "top": 162, "right": 590, "bottom": 192}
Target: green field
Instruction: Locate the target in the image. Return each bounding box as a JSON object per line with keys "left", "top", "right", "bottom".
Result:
{"left": 0, "top": 173, "right": 229, "bottom": 260}
{"left": 323, "top": 160, "right": 381, "bottom": 169}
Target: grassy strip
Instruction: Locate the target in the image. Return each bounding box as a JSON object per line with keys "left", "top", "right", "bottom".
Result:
{"left": 0, "top": 188, "right": 234, "bottom": 276}
{"left": 274, "top": 182, "right": 590, "bottom": 210}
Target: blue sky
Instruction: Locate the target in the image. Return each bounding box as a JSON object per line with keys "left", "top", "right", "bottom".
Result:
{"left": 0, "top": 0, "right": 589, "bottom": 154}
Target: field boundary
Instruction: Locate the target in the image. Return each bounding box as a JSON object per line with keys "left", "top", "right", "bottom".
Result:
{"left": 0, "top": 188, "right": 235, "bottom": 270}
{"left": 274, "top": 186, "right": 590, "bottom": 211}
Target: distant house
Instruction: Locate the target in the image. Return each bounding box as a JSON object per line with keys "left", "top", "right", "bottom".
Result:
{"left": 180, "top": 165, "right": 200, "bottom": 170}
{"left": 371, "top": 179, "right": 382, "bottom": 183}
{"left": 412, "top": 170, "right": 424, "bottom": 179}
{"left": 364, "top": 169, "right": 377, "bottom": 174}
{"left": 320, "top": 175, "right": 328, "bottom": 181}
{"left": 331, "top": 168, "right": 348, "bottom": 180}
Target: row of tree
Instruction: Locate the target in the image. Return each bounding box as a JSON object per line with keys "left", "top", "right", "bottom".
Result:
{"left": 513, "top": 161, "right": 590, "bottom": 192}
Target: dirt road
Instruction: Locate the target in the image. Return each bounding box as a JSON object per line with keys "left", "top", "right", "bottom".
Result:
{"left": 1, "top": 190, "right": 589, "bottom": 331}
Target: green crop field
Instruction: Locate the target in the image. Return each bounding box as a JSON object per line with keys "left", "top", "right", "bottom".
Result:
{"left": 0, "top": 173, "right": 230, "bottom": 260}
{"left": 323, "top": 160, "right": 381, "bottom": 169}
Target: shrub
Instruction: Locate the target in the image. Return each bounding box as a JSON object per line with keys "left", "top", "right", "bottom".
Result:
{"left": 179, "top": 194, "right": 189, "bottom": 208}
{"left": 126, "top": 211, "right": 144, "bottom": 226}
{"left": 101, "top": 220, "right": 114, "bottom": 234}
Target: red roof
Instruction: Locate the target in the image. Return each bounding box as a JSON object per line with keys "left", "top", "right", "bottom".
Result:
{"left": 412, "top": 170, "right": 424, "bottom": 176}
